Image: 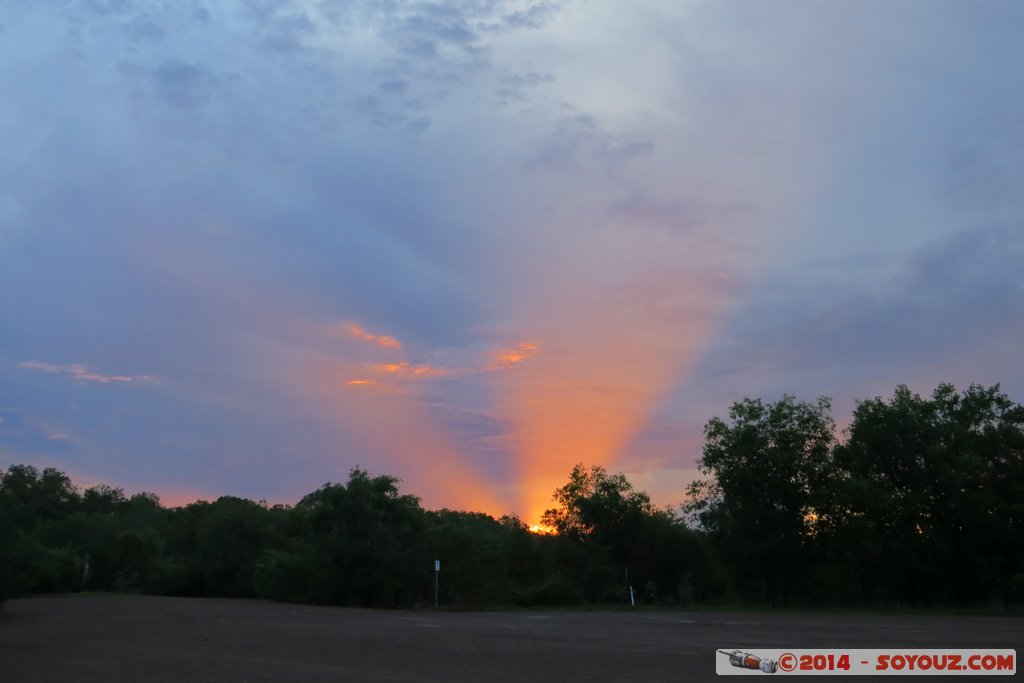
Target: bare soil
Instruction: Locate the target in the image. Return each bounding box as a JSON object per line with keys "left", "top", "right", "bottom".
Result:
{"left": 0, "top": 595, "right": 1019, "bottom": 681}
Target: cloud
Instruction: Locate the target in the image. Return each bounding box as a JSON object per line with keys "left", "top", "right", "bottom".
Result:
{"left": 527, "top": 111, "right": 655, "bottom": 172}
{"left": 372, "top": 361, "right": 445, "bottom": 377}
{"left": 18, "top": 361, "right": 159, "bottom": 385}
{"left": 489, "top": 341, "right": 538, "bottom": 369}
{"left": 501, "top": 72, "right": 555, "bottom": 88}
{"left": 343, "top": 323, "right": 402, "bottom": 350}
{"left": 803, "top": 224, "right": 1024, "bottom": 371}
{"left": 341, "top": 335, "right": 538, "bottom": 391}
{"left": 657, "top": 223, "right": 1024, "bottom": 447}
{"left": 378, "top": 1, "right": 561, "bottom": 59}
{"left": 153, "top": 60, "right": 214, "bottom": 110}
{"left": 502, "top": 2, "right": 559, "bottom": 30}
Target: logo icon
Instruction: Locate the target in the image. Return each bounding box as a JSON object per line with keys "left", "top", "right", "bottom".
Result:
{"left": 718, "top": 650, "right": 778, "bottom": 674}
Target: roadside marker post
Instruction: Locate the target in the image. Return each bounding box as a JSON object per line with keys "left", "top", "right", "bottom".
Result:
{"left": 434, "top": 560, "right": 440, "bottom": 608}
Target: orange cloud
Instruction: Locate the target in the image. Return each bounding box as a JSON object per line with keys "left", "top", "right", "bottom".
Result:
{"left": 19, "top": 360, "right": 159, "bottom": 384}
{"left": 370, "top": 361, "right": 445, "bottom": 378}
{"left": 489, "top": 341, "right": 539, "bottom": 369}
{"left": 336, "top": 322, "right": 450, "bottom": 392}
{"left": 344, "top": 362, "right": 446, "bottom": 388}
{"left": 345, "top": 322, "right": 401, "bottom": 350}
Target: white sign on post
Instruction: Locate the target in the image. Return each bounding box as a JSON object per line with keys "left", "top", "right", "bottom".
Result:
{"left": 433, "top": 560, "right": 440, "bottom": 608}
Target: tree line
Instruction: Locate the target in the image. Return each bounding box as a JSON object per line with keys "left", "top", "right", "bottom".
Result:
{"left": 1, "top": 382, "right": 1022, "bottom": 609}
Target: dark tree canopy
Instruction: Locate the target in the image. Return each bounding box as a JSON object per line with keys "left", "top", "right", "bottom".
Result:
{"left": 686, "top": 384, "right": 1024, "bottom": 607}
{"left": 543, "top": 464, "right": 653, "bottom": 540}
{"left": 828, "top": 383, "right": 1024, "bottom": 605}
{"left": 686, "top": 395, "right": 836, "bottom": 605}
{"left": 2, "top": 382, "right": 1022, "bottom": 610}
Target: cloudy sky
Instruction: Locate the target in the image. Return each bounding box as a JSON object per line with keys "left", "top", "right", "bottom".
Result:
{"left": 2, "top": 0, "right": 1022, "bottom": 522}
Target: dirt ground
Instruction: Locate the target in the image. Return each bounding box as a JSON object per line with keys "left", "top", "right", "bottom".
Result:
{"left": 0, "top": 595, "right": 1019, "bottom": 682}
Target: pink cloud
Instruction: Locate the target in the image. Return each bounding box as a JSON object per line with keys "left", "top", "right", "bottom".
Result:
{"left": 488, "top": 341, "right": 539, "bottom": 370}
{"left": 343, "top": 322, "right": 402, "bottom": 350}
{"left": 18, "top": 360, "right": 159, "bottom": 384}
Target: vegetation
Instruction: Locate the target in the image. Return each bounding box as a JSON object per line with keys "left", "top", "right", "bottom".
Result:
{"left": 1, "top": 382, "right": 1022, "bottom": 610}
{"left": 686, "top": 383, "right": 1024, "bottom": 608}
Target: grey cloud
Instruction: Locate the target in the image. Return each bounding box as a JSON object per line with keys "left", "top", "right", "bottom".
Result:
{"left": 691, "top": 224, "right": 1024, "bottom": 398}
{"left": 608, "top": 196, "right": 755, "bottom": 237}
{"left": 944, "top": 123, "right": 1024, "bottom": 212}
{"left": 501, "top": 71, "right": 554, "bottom": 88}
{"left": 83, "top": 0, "right": 131, "bottom": 16}
{"left": 495, "top": 71, "right": 553, "bottom": 105}
{"left": 528, "top": 112, "right": 654, "bottom": 172}
{"left": 374, "top": 1, "right": 561, "bottom": 77}
{"left": 438, "top": 407, "right": 515, "bottom": 448}
{"left": 650, "top": 225, "right": 1024, "bottom": 471}
{"left": 475, "top": 1, "right": 561, "bottom": 33}
{"left": 125, "top": 18, "right": 165, "bottom": 44}
{"left": 404, "top": 115, "right": 432, "bottom": 134}
{"left": 238, "top": 0, "right": 307, "bottom": 22}
{"left": 353, "top": 94, "right": 416, "bottom": 129}
{"left": 502, "top": 1, "right": 557, "bottom": 29}
{"left": 494, "top": 86, "right": 526, "bottom": 104}
{"left": 906, "top": 224, "right": 1024, "bottom": 306}
{"left": 377, "top": 79, "right": 409, "bottom": 94}
{"left": 389, "top": 5, "right": 483, "bottom": 57}
{"left": 41, "top": 0, "right": 566, "bottom": 139}
{"left": 153, "top": 60, "right": 214, "bottom": 109}
{"left": 253, "top": 11, "right": 317, "bottom": 53}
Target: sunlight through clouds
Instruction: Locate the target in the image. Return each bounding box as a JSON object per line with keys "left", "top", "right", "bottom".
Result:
{"left": 1, "top": 1, "right": 1021, "bottom": 517}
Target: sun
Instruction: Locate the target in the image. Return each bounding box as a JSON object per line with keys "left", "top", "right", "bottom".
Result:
{"left": 528, "top": 524, "right": 555, "bottom": 535}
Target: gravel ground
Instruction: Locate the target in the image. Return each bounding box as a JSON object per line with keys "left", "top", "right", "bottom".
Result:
{"left": 0, "top": 595, "right": 1019, "bottom": 682}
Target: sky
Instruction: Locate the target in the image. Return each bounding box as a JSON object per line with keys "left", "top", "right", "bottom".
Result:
{"left": 1, "top": 0, "right": 1022, "bottom": 523}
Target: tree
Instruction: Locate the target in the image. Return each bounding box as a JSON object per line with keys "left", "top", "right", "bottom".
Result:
{"left": 297, "top": 469, "right": 427, "bottom": 606}
{"left": 0, "top": 465, "right": 83, "bottom": 596}
{"left": 832, "top": 383, "right": 1024, "bottom": 605}
{"left": 686, "top": 395, "right": 835, "bottom": 605}
{"left": 0, "top": 493, "right": 11, "bottom": 606}
{"left": 543, "top": 464, "right": 695, "bottom": 603}
{"left": 424, "top": 510, "right": 518, "bottom": 605}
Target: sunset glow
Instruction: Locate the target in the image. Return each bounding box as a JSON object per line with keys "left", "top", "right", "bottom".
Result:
{"left": 2, "top": 1, "right": 1021, "bottom": 523}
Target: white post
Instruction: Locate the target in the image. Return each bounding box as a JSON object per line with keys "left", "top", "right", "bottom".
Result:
{"left": 434, "top": 560, "right": 440, "bottom": 607}
{"left": 629, "top": 585, "right": 635, "bottom": 607}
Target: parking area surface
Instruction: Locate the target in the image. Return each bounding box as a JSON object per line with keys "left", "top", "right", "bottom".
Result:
{"left": 0, "top": 595, "right": 1019, "bottom": 681}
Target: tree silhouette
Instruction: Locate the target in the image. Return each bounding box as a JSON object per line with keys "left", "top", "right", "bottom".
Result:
{"left": 687, "top": 395, "right": 836, "bottom": 605}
